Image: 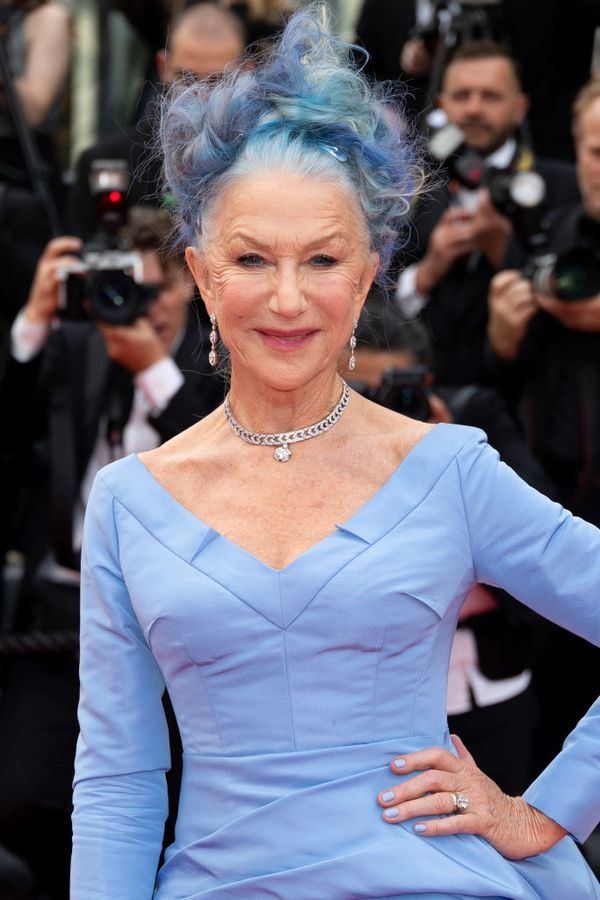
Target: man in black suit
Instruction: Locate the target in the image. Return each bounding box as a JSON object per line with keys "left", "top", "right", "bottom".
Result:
{"left": 66, "top": 2, "right": 246, "bottom": 240}
{"left": 395, "top": 40, "right": 579, "bottom": 386}
{"left": 355, "top": 0, "right": 600, "bottom": 161}
{"left": 0, "top": 209, "right": 223, "bottom": 900}
{"left": 486, "top": 79, "right": 600, "bottom": 777}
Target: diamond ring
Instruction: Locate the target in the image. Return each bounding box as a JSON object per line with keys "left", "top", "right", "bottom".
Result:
{"left": 451, "top": 791, "right": 470, "bottom": 813}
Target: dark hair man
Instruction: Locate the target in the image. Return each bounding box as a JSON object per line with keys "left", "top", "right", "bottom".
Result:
{"left": 0, "top": 209, "right": 222, "bottom": 900}
{"left": 395, "top": 41, "right": 579, "bottom": 386}
{"left": 67, "top": 2, "right": 247, "bottom": 239}
{"left": 486, "top": 78, "right": 600, "bottom": 781}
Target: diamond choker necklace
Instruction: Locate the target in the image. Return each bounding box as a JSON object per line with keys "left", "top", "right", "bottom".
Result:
{"left": 223, "top": 381, "right": 350, "bottom": 462}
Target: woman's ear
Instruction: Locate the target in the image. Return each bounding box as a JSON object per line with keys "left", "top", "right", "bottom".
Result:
{"left": 185, "top": 246, "right": 213, "bottom": 310}
{"left": 355, "top": 251, "right": 379, "bottom": 316}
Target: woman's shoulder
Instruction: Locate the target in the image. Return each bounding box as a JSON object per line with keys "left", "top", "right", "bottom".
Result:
{"left": 359, "top": 395, "right": 488, "bottom": 463}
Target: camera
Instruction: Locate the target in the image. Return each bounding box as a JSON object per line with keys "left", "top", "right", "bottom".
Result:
{"left": 353, "top": 367, "right": 432, "bottom": 421}
{"left": 410, "top": 0, "right": 503, "bottom": 54}
{"left": 525, "top": 248, "right": 600, "bottom": 302}
{"left": 58, "top": 160, "right": 151, "bottom": 324}
{"left": 521, "top": 211, "right": 600, "bottom": 302}
{"left": 429, "top": 125, "right": 548, "bottom": 249}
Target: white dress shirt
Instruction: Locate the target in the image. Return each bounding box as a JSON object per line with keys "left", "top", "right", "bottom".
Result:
{"left": 11, "top": 310, "right": 185, "bottom": 582}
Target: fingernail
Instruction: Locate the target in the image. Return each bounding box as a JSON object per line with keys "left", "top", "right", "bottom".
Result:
{"left": 381, "top": 791, "right": 395, "bottom": 803}
{"left": 384, "top": 807, "right": 400, "bottom": 818}
{"left": 393, "top": 758, "right": 406, "bottom": 768}
{"left": 414, "top": 824, "right": 427, "bottom": 833}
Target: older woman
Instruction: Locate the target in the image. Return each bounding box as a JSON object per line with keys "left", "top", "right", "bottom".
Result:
{"left": 70, "top": 9, "right": 600, "bottom": 899}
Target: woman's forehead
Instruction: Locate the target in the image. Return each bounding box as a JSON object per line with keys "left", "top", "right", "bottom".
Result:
{"left": 205, "top": 171, "right": 369, "bottom": 246}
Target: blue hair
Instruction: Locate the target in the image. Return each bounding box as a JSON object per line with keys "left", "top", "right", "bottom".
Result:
{"left": 160, "top": 5, "right": 424, "bottom": 279}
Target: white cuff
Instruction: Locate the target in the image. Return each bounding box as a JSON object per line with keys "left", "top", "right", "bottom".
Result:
{"left": 395, "top": 264, "right": 429, "bottom": 318}
{"left": 10, "top": 309, "right": 50, "bottom": 362}
{"left": 134, "top": 355, "right": 185, "bottom": 414}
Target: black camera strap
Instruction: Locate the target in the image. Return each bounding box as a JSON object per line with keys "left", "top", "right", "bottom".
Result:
{"left": 105, "top": 364, "right": 134, "bottom": 452}
{"left": 48, "top": 325, "right": 89, "bottom": 570}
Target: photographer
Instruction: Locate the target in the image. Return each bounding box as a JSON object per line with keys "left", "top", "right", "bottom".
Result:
{"left": 356, "top": 0, "right": 600, "bottom": 161}
{"left": 0, "top": 208, "right": 222, "bottom": 900}
{"left": 395, "top": 40, "right": 579, "bottom": 386}
{"left": 0, "top": 0, "right": 71, "bottom": 332}
{"left": 487, "top": 78, "right": 600, "bottom": 774}
{"left": 66, "top": 2, "right": 246, "bottom": 241}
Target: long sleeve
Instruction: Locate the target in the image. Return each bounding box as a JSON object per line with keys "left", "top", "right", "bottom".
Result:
{"left": 456, "top": 432, "right": 600, "bottom": 842}
{"left": 71, "top": 474, "right": 170, "bottom": 899}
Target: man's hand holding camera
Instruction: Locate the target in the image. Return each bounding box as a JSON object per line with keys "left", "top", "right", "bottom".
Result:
{"left": 488, "top": 269, "right": 600, "bottom": 362}
{"left": 96, "top": 317, "right": 167, "bottom": 374}
{"left": 417, "top": 190, "right": 511, "bottom": 295}
{"left": 24, "top": 236, "right": 83, "bottom": 326}
{"left": 487, "top": 270, "right": 538, "bottom": 362}
{"left": 536, "top": 291, "right": 600, "bottom": 333}
{"left": 416, "top": 207, "right": 478, "bottom": 294}
{"left": 23, "top": 236, "right": 168, "bottom": 374}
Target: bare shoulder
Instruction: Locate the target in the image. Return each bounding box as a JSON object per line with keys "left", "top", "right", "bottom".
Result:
{"left": 138, "top": 406, "right": 225, "bottom": 483}
{"left": 356, "top": 393, "right": 436, "bottom": 462}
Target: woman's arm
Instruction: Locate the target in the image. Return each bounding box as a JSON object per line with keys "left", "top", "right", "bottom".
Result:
{"left": 378, "top": 431, "right": 599, "bottom": 854}
{"left": 71, "top": 474, "right": 170, "bottom": 899}
{"left": 457, "top": 433, "right": 600, "bottom": 842}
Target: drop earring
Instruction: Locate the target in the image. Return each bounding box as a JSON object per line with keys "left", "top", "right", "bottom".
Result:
{"left": 209, "top": 314, "right": 219, "bottom": 367}
{"left": 348, "top": 318, "right": 358, "bottom": 371}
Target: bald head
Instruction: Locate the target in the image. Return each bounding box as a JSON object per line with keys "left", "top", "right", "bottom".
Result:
{"left": 157, "top": 3, "right": 246, "bottom": 84}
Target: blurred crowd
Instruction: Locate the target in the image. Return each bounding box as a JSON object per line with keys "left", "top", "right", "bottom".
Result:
{"left": 1, "top": 0, "right": 600, "bottom": 897}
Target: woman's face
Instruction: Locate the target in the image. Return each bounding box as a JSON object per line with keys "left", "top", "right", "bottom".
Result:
{"left": 186, "top": 170, "right": 379, "bottom": 392}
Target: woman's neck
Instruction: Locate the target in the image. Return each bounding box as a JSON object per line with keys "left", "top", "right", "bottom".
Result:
{"left": 226, "top": 370, "right": 346, "bottom": 434}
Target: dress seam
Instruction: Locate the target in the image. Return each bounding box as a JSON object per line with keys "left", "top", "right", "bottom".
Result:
{"left": 281, "top": 624, "right": 297, "bottom": 751}
{"left": 106, "top": 486, "right": 284, "bottom": 628}
{"left": 284, "top": 452, "right": 463, "bottom": 631}
{"left": 455, "top": 455, "right": 479, "bottom": 583}
{"left": 279, "top": 577, "right": 297, "bottom": 749}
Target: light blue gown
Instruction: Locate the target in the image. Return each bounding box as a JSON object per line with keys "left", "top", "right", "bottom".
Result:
{"left": 71, "top": 425, "right": 600, "bottom": 899}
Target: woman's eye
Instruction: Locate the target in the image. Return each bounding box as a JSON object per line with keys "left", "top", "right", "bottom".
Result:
{"left": 238, "top": 254, "right": 264, "bottom": 267}
{"left": 310, "top": 255, "right": 337, "bottom": 268}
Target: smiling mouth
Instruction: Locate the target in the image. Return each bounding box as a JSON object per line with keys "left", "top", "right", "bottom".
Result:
{"left": 257, "top": 329, "right": 319, "bottom": 350}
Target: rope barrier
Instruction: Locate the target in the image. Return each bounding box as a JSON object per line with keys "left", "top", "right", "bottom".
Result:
{"left": 0, "top": 631, "right": 79, "bottom": 655}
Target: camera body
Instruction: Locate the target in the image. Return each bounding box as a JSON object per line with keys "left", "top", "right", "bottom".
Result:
{"left": 525, "top": 247, "right": 600, "bottom": 303}
{"left": 429, "top": 125, "right": 549, "bottom": 249}
{"left": 58, "top": 160, "right": 150, "bottom": 325}
{"left": 520, "top": 209, "right": 600, "bottom": 303}
{"left": 353, "top": 367, "right": 432, "bottom": 422}
{"left": 58, "top": 248, "right": 148, "bottom": 325}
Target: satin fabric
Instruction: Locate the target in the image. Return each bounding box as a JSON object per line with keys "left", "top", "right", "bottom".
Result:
{"left": 71, "top": 424, "right": 600, "bottom": 899}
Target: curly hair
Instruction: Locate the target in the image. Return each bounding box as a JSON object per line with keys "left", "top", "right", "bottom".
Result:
{"left": 160, "top": 4, "right": 424, "bottom": 280}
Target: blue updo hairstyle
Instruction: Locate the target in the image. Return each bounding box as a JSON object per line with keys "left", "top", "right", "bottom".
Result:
{"left": 160, "top": 4, "right": 423, "bottom": 280}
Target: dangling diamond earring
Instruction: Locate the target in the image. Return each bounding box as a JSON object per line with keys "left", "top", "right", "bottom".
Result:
{"left": 348, "top": 319, "right": 358, "bottom": 371}
{"left": 209, "top": 313, "right": 218, "bottom": 367}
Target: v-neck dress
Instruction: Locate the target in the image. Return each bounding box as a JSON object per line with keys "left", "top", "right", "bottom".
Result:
{"left": 71, "top": 424, "right": 600, "bottom": 899}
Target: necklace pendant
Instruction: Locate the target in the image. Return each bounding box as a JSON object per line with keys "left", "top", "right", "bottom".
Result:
{"left": 274, "top": 443, "right": 291, "bottom": 462}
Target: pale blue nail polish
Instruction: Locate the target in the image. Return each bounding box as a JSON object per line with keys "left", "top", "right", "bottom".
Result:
{"left": 393, "top": 758, "right": 406, "bottom": 768}
{"left": 381, "top": 791, "right": 395, "bottom": 802}
{"left": 414, "top": 824, "right": 427, "bottom": 833}
{"left": 385, "top": 807, "right": 400, "bottom": 818}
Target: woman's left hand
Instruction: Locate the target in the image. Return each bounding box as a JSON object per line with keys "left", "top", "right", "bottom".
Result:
{"left": 377, "top": 734, "right": 567, "bottom": 860}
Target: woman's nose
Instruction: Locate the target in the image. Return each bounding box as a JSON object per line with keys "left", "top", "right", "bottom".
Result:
{"left": 268, "top": 266, "right": 308, "bottom": 317}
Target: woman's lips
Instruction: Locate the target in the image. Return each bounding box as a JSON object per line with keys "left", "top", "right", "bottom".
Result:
{"left": 257, "top": 329, "right": 318, "bottom": 352}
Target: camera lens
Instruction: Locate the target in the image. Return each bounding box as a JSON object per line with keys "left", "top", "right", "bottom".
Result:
{"left": 88, "top": 270, "right": 141, "bottom": 324}
{"left": 533, "top": 248, "right": 600, "bottom": 302}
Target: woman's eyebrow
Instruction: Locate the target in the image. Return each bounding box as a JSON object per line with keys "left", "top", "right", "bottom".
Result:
{"left": 228, "top": 231, "right": 350, "bottom": 249}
